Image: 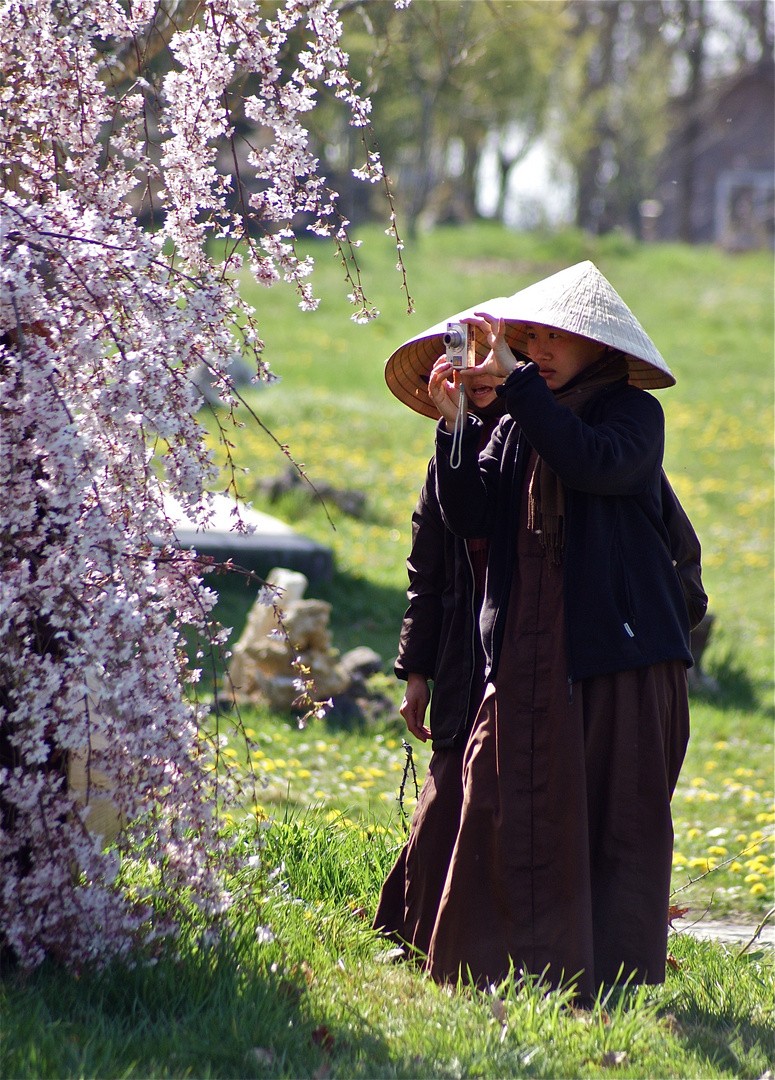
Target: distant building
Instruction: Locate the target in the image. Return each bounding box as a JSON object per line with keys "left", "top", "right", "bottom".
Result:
{"left": 648, "top": 59, "right": 774, "bottom": 250}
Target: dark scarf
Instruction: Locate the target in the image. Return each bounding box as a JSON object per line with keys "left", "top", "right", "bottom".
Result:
{"left": 527, "top": 352, "right": 629, "bottom": 564}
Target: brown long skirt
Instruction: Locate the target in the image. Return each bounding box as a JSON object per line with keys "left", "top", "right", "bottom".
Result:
{"left": 372, "top": 745, "right": 465, "bottom": 958}
{"left": 425, "top": 518, "right": 690, "bottom": 996}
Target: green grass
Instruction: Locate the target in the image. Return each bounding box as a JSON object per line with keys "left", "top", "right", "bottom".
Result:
{"left": 2, "top": 811, "right": 772, "bottom": 1079}
{"left": 3, "top": 225, "right": 773, "bottom": 1078}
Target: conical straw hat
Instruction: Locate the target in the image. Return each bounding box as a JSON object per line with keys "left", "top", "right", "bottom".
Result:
{"left": 499, "top": 260, "right": 675, "bottom": 390}
{"left": 384, "top": 261, "right": 674, "bottom": 418}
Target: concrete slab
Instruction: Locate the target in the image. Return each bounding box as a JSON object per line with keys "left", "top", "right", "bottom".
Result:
{"left": 673, "top": 917, "right": 774, "bottom": 950}
{"left": 165, "top": 493, "right": 333, "bottom": 582}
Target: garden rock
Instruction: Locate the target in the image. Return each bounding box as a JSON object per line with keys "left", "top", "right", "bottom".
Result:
{"left": 228, "top": 568, "right": 350, "bottom": 711}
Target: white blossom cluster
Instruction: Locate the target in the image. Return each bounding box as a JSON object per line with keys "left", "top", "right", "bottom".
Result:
{"left": 0, "top": 0, "right": 405, "bottom": 969}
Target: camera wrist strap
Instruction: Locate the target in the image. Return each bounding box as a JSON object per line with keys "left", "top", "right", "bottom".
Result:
{"left": 450, "top": 393, "right": 467, "bottom": 470}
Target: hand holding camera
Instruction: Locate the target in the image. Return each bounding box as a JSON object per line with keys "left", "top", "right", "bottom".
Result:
{"left": 462, "top": 312, "right": 519, "bottom": 379}
{"left": 430, "top": 314, "right": 518, "bottom": 432}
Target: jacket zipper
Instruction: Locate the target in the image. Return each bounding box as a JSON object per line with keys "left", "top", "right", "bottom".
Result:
{"left": 564, "top": 494, "right": 574, "bottom": 702}
{"left": 462, "top": 539, "right": 478, "bottom": 729}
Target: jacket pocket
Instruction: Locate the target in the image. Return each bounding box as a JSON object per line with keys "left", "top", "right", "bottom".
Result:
{"left": 611, "top": 533, "right": 635, "bottom": 636}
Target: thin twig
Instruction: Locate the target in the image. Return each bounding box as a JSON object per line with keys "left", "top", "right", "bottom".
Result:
{"left": 397, "top": 739, "right": 419, "bottom": 832}
{"left": 735, "top": 905, "right": 775, "bottom": 958}
{"left": 670, "top": 841, "right": 768, "bottom": 896}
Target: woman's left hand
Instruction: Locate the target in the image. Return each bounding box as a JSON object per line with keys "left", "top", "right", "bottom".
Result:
{"left": 461, "top": 313, "right": 519, "bottom": 379}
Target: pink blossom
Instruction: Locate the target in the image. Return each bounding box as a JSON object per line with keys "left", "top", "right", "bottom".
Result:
{"left": 0, "top": 0, "right": 409, "bottom": 969}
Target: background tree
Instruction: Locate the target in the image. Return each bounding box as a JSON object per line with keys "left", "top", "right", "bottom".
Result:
{"left": 304, "top": 0, "right": 565, "bottom": 235}
{"left": 554, "top": 0, "right": 673, "bottom": 236}
{"left": 306, "top": 0, "right": 771, "bottom": 239}
{"left": 0, "top": 0, "right": 407, "bottom": 970}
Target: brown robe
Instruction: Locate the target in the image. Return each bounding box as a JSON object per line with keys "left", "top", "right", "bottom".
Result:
{"left": 372, "top": 744, "right": 465, "bottom": 958}
{"left": 425, "top": 460, "right": 690, "bottom": 995}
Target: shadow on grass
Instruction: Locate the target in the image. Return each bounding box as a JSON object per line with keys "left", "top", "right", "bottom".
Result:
{"left": 1, "top": 938, "right": 398, "bottom": 1080}
{"left": 665, "top": 1002, "right": 774, "bottom": 1078}
{"left": 660, "top": 936, "right": 774, "bottom": 1079}
{"left": 691, "top": 647, "right": 773, "bottom": 717}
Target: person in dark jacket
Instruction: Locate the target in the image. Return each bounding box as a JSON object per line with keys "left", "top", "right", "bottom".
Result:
{"left": 423, "top": 261, "right": 704, "bottom": 997}
{"left": 372, "top": 369, "right": 506, "bottom": 958}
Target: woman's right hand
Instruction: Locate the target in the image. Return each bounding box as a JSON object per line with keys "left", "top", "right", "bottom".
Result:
{"left": 428, "top": 358, "right": 463, "bottom": 431}
{"left": 401, "top": 672, "right": 432, "bottom": 742}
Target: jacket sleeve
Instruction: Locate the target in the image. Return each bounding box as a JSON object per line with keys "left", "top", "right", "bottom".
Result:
{"left": 434, "top": 415, "right": 506, "bottom": 538}
{"left": 661, "top": 470, "right": 709, "bottom": 631}
{"left": 503, "top": 362, "right": 664, "bottom": 496}
{"left": 394, "top": 461, "right": 447, "bottom": 681}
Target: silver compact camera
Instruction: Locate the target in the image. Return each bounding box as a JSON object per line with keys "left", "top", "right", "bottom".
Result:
{"left": 444, "top": 321, "right": 476, "bottom": 369}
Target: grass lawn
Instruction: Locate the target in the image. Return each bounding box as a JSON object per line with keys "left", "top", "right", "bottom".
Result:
{"left": 2, "top": 225, "right": 773, "bottom": 1078}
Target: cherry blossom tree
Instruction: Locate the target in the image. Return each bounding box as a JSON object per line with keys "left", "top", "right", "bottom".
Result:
{"left": 0, "top": 0, "right": 409, "bottom": 969}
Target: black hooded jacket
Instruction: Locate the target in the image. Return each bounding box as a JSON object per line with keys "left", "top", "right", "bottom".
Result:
{"left": 394, "top": 455, "right": 482, "bottom": 749}
{"left": 395, "top": 402, "right": 505, "bottom": 751}
{"left": 434, "top": 361, "right": 699, "bottom": 684}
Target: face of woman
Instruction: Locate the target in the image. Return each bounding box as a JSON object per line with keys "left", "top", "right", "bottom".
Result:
{"left": 523, "top": 324, "right": 606, "bottom": 390}
{"left": 461, "top": 368, "right": 506, "bottom": 409}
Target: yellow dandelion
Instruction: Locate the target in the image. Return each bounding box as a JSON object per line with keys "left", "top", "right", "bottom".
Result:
{"left": 730, "top": 862, "right": 743, "bottom": 873}
{"left": 744, "top": 873, "right": 762, "bottom": 884}
{"left": 296, "top": 769, "right": 312, "bottom": 780}
{"left": 750, "top": 883, "right": 767, "bottom": 896}
{"left": 713, "top": 740, "right": 728, "bottom": 750}
{"left": 707, "top": 846, "right": 728, "bottom": 856}
{"left": 341, "top": 770, "right": 356, "bottom": 781}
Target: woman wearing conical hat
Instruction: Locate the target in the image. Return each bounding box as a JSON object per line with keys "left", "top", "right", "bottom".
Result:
{"left": 372, "top": 367, "right": 509, "bottom": 959}
{"left": 424, "top": 261, "right": 704, "bottom": 996}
